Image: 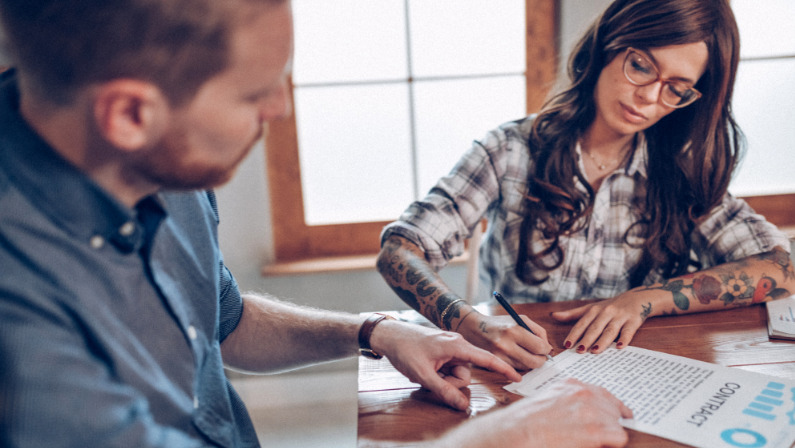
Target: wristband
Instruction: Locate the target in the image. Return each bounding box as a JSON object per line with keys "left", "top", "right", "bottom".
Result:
{"left": 358, "top": 313, "right": 395, "bottom": 359}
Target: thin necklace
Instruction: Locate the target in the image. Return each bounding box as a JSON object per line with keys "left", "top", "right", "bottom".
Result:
{"left": 583, "top": 150, "right": 614, "bottom": 171}
{"left": 581, "top": 136, "right": 636, "bottom": 172}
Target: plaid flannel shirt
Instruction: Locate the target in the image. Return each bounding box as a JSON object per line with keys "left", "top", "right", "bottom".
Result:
{"left": 381, "top": 116, "right": 790, "bottom": 303}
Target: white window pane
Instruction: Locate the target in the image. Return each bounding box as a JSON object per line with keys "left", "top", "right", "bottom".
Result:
{"left": 729, "top": 59, "right": 795, "bottom": 196}
{"left": 408, "top": 0, "right": 525, "bottom": 78}
{"left": 732, "top": 0, "right": 795, "bottom": 59}
{"left": 295, "top": 84, "right": 414, "bottom": 225}
{"left": 292, "top": 0, "right": 407, "bottom": 84}
{"left": 413, "top": 76, "right": 526, "bottom": 195}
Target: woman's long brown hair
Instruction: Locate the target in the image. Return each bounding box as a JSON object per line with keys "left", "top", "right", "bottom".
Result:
{"left": 517, "top": 0, "right": 742, "bottom": 286}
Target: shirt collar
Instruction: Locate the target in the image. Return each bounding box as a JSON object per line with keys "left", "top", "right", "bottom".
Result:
{"left": 626, "top": 132, "right": 648, "bottom": 178}
{"left": 0, "top": 71, "right": 161, "bottom": 254}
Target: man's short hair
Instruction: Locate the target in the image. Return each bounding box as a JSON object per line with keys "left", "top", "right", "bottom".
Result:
{"left": 0, "top": 0, "right": 285, "bottom": 105}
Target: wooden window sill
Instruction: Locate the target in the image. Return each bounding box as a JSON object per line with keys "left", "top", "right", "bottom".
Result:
{"left": 262, "top": 252, "right": 470, "bottom": 277}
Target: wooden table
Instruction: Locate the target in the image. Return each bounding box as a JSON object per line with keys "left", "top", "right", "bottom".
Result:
{"left": 357, "top": 301, "right": 795, "bottom": 447}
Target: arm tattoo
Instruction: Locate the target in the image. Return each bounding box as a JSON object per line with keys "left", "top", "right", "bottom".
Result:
{"left": 640, "top": 249, "right": 795, "bottom": 312}
{"left": 640, "top": 278, "right": 690, "bottom": 311}
{"left": 391, "top": 286, "right": 419, "bottom": 310}
{"left": 416, "top": 279, "right": 437, "bottom": 297}
{"left": 759, "top": 248, "right": 795, "bottom": 281}
{"left": 437, "top": 293, "right": 463, "bottom": 330}
{"left": 377, "top": 237, "right": 405, "bottom": 284}
{"left": 640, "top": 302, "right": 652, "bottom": 320}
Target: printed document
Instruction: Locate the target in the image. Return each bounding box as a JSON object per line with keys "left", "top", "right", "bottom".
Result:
{"left": 767, "top": 296, "right": 795, "bottom": 340}
{"left": 505, "top": 346, "right": 795, "bottom": 448}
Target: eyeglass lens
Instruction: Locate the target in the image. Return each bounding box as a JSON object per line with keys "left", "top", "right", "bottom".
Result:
{"left": 624, "top": 50, "right": 699, "bottom": 108}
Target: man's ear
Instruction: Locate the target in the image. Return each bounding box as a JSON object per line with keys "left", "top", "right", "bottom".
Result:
{"left": 92, "top": 80, "right": 168, "bottom": 152}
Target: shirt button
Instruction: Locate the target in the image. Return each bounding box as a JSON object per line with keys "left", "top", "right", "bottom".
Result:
{"left": 89, "top": 235, "right": 105, "bottom": 249}
{"left": 119, "top": 221, "right": 135, "bottom": 236}
{"left": 187, "top": 325, "right": 198, "bottom": 340}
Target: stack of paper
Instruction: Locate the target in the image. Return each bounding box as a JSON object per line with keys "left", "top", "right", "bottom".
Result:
{"left": 767, "top": 295, "right": 795, "bottom": 340}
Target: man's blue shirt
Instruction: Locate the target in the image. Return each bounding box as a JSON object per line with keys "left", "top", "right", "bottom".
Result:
{"left": 0, "top": 71, "right": 259, "bottom": 447}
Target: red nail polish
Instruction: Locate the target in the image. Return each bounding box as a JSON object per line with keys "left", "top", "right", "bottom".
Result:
{"left": 590, "top": 345, "right": 599, "bottom": 352}
{"left": 616, "top": 342, "right": 624, "bottom": 348}
{"left": 564, "top": 341, "right": 572, "bottom": 349}
{"left": 577, "top": 345, "right": 585, "bottom": 352}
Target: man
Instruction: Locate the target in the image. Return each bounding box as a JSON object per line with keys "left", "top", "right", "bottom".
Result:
{"left": 0, "top": 0, "right": 631, "bottom": 446}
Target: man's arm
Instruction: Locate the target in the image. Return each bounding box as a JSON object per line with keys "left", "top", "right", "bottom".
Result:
{"left": 220, "top": 293, "right": 362, "bottom": 373}
{"left": 377, "top": 235, "right": 552, "bottom": 370}
{"left": 220, "top": 293, "right": 521, "bottom": 410}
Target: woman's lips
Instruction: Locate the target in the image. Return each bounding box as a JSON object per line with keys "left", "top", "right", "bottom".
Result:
{"left": 620, "top": 103, "right": 647, "bottom": 124}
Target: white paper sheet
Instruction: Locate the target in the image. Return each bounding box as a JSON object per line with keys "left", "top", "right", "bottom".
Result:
{"left": 505, "top": 346, "right": 795, "bottom": 448}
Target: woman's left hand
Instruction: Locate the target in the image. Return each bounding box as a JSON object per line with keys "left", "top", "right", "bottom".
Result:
{"left": 550, "top": 292, "right": 653, "bottom": 354}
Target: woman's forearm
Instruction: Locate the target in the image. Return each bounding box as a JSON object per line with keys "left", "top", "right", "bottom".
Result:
{"left": 640, "top": 247, "right": 795, "bottom": 318}
{"left": 377, "top": 235, "right": 473, "bottom": 330}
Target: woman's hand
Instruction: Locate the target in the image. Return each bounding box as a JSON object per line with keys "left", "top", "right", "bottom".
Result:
{"left": 456, "top": 312, "right": 553, "bottom": 370}
{"left": 550, "top": 292, "right": 653, "bottom": 354}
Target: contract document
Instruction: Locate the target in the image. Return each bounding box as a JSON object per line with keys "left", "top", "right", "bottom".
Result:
{"left": 505, "top": 346, "right": 795, "bottom": 448}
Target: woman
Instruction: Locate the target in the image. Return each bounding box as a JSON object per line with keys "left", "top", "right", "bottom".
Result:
{"left": 377, "top": 0, "right": 795, "bottom": 370}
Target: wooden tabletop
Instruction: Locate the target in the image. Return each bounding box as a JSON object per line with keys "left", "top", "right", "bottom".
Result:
{"left": 357, "top": 301, "right": 795, "bottom": 447}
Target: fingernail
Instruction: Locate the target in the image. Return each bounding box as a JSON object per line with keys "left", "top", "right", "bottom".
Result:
{"left": 590, "top": 345, "right": 599, "bottom": 352}
{"left": 577, "top": 345, "right": 585, "bottom": 352}
{"left": 616, "top": 342, "right": 624, "bottom": 348}
{"left": 564, "top": 340, "right": 572, "bottom": 349}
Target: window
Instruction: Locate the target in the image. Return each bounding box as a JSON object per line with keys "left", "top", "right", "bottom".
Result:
{"left": 266, "top": 0, "right": 557, "bottom": 261}
{"left": 265, "top": 0, "right": 795, "bottom": 266}
{"left": 729, "top": 0, "right": 795, "bottom": 232}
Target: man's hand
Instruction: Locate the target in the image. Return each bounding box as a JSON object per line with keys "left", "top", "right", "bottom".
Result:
{"left": 435, "top": 378, "right": 632, "bottom": 448}
{"left": 369, "top": 320, "right": 522, "bottom": 411}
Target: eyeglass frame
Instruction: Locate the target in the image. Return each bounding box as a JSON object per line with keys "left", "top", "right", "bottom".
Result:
{"left": 622, "top": 47, "right": 702, "bottom": 109}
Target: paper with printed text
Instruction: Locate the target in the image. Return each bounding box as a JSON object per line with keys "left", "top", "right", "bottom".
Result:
{"left": 505, "top": 346, "right": 795, "bottom": 448}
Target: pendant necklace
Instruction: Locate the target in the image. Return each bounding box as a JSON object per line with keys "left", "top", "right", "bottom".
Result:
{"left": 583, "top": 148, "right": 619, "bottom": 172}
{"left": 581, "top": 136, "right": 636, "bottom": 172}
{"left": 584, "top": 150, "right": 612, "bottom": 171}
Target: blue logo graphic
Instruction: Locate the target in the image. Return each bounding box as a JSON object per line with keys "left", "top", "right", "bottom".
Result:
{"left": 720, "top": 428, "right": 767, "bottom": 448}
{"left": 742, "top": 382, "right": 786, "bottom": 421}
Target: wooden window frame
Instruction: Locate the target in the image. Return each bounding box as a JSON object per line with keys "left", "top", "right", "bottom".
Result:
{"left": 265, "top": 0, "right": 559, "bottom": 263}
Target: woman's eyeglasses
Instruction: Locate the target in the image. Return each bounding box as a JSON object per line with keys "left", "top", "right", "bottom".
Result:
{"left": 623, "top": 47, "right": 702, "bottom": 108}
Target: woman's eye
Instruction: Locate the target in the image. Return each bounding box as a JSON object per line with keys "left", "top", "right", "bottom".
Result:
{"left": 667, "top": 84, "right": 691, "bottom": 99}
{"left": 631, "top": 59, "right": 653, "bottom": 75}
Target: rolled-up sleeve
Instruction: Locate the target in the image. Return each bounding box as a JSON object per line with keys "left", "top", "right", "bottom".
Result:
{"left": 381, "top": 127, "right": 509, "bottom": 271}
{"left": 694, "top": 194, "right": 791, "bottom": 265}
{"left": 217, "top": 260, "right": 243, "bottom": 343}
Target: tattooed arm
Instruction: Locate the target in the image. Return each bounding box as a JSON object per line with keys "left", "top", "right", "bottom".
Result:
{"left": 551, "top": 247, "right": 795, "bottom": 354}
{"left": 378, "top": 235, "right": 552, "bottom": 370}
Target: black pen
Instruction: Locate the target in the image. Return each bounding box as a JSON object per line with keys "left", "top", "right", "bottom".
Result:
{"left": 493, "top": 291, "right": 554, "bottom": 362}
